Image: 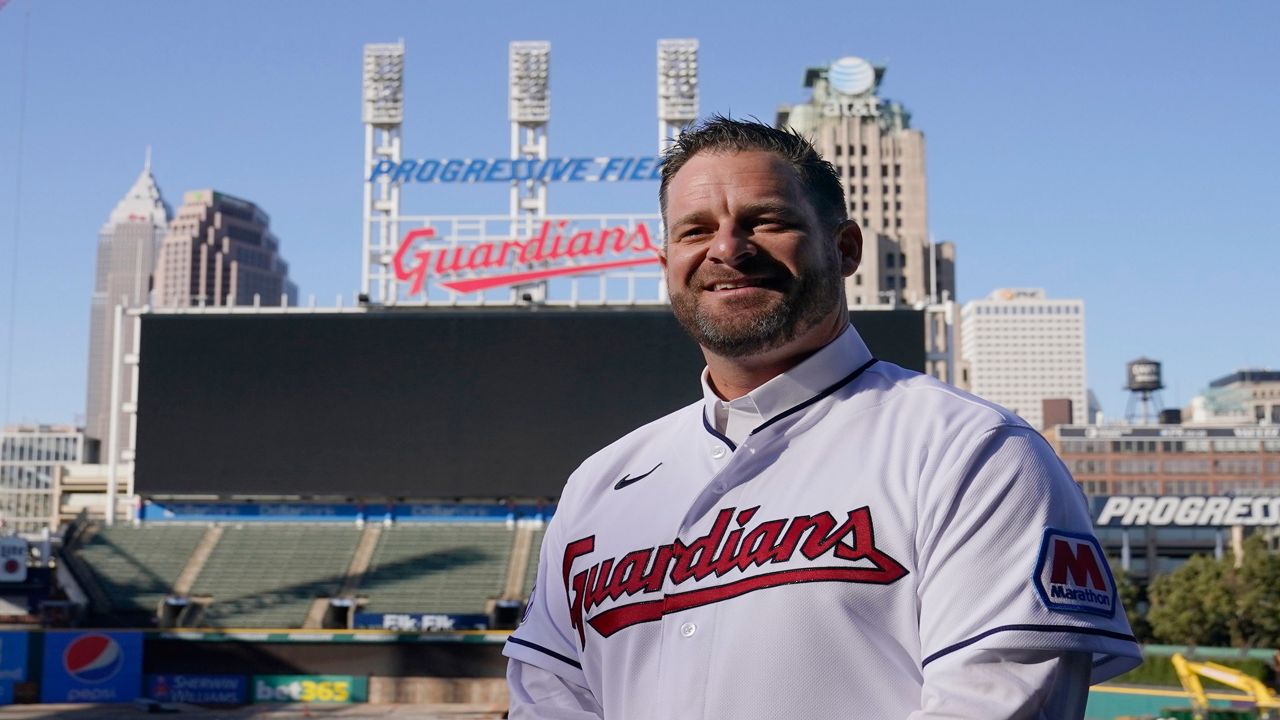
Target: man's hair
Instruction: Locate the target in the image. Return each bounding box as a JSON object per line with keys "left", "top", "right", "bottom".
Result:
{"left": 659, "top": 115, "right": 847, "bottom": 232}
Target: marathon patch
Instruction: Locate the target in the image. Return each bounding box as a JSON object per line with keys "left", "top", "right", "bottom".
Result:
{"left": 1033, "top": 529, "right": 1116, "bottom": 618}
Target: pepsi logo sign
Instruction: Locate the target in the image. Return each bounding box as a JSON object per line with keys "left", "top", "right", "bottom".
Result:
{"left": 63, "top": 634, "right": 124, "bottom": 684}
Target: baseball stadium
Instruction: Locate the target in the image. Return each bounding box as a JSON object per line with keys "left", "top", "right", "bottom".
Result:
{"left": 1, "top": 39, "right": 1277, "bottom": 720}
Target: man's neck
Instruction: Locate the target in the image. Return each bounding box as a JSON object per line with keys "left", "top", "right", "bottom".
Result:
{"left": 704, "top": 316, "right": 849, "bottom": 401}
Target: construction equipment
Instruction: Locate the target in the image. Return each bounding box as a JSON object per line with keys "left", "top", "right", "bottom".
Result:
{"left": 1171, "top": 652, "right": 1280, "bottom": 719}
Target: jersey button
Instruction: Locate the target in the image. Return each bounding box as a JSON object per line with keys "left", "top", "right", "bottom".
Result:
{"left": 710, "top": 445, "right": 726, "bottom": 459}
{"left": 680, "top": 622, "right": 696, "bottom": 638}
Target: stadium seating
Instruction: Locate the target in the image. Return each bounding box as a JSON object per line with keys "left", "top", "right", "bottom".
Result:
{"left": 523, "top": 526, "right": 547, "bottom": 597}
{"left": 358, "top": 524, "right": 514, "bottom": 615}
{"left": 73, "top": 525, "right": 207, "bottom": 615}
{"left": 190, "top": 525, "right": 362, "bottom": 628}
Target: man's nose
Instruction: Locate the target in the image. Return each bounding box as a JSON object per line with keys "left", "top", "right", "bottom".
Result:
{"left": 706, "top": 225, "right": 756, "bottom": 265}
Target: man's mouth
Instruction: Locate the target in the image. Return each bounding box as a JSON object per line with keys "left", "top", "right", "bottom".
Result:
{"left": 703, "top": 276, "right": 779, "bottom": 292}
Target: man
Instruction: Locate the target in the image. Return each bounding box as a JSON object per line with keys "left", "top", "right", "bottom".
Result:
{"left": 504, "top": 117, "right": 1140, "bottom": 719}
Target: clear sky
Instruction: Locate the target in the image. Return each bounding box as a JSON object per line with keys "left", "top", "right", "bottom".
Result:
{"left": 0, "top": 0, "right": 1276, "bottom": 427}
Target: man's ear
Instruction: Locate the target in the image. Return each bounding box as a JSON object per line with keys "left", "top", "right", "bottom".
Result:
{"left": 836, "top": 220, "right": 862, "bottom": 277}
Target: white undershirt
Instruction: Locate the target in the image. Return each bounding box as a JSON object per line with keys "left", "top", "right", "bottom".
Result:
{"left": 700, "top": 325, "right": 865, "bottom": 445}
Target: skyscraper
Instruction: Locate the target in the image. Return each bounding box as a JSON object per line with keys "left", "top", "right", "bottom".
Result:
{"left": 960, "top": 288, "right": 1087, "bottom": 429}
{"left": 153, "top": 190, "right": 297, "bottom": 308}
{"left": 777, "top": 56, "right": 955, "bottom": 307}
{"left": 86, "top": 158, "right": 171, "bottom": 462}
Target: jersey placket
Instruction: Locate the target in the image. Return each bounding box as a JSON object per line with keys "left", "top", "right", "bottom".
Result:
{"left": 653, "top": 427, "right": 763, "bottom": 719}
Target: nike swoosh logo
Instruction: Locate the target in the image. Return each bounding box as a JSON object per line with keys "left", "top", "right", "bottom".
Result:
{"left": 614, "top": 462, "right": 663, "bottom": 490}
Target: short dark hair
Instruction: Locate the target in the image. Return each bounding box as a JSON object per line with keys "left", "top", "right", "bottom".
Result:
{"left": 659, "top": 115, "right": 847, "bottom": 231}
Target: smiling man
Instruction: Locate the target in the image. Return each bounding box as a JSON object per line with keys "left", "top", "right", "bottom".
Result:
{"left": 503, "top": 117, "right": 1141, "bottom": 719}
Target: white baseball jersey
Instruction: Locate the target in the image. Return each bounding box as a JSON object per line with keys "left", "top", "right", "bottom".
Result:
{"left": 505, "top": 327, "right": 1140, "bottom": 719}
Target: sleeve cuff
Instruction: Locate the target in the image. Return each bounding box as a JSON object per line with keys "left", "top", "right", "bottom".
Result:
{"left": 504, "top": 634, "right": 590, "bottom": 690}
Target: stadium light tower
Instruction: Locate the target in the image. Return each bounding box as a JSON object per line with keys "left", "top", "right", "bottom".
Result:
{"left": 657, "top": 39, "right": 699, "bottom": 152}
{"left": 509, "top": 41, "right": 550, "bottom": 303}
{"left": 362, "top": 41, "right": 405, "bottom": 304}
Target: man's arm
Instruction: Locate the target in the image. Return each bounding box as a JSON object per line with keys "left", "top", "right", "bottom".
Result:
{"left": 909, "top": 650, "right": 1091, "bottom": 720}
{"left": 507, "top": 659, "right": 604, "bottom": 720}
{"left": 915, "top": 423, "right": 1140, "bottom": 716}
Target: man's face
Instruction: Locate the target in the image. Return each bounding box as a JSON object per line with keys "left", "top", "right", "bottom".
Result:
{"left": 661, "top": 150, "right": 859, "bottom": 359}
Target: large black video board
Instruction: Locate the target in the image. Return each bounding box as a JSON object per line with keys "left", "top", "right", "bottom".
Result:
{"left": 135, "top": 308, "right": 925, "bottom": 498}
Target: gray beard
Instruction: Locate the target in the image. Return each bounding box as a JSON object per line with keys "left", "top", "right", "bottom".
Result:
{"left": 670, "top": 265, "right": 842, "bottom": 358}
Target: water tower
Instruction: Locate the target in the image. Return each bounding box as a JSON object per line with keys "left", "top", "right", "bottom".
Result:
{"left": 1124, "top": 357, "right": 1165, "bottom": 424}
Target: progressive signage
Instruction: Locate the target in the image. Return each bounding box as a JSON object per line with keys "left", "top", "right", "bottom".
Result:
{"left": 391, "top": 214, "right": 662, "bottom": 298}
{"left": 40, "top": 631, "right": 143, "bottom": 703}
{"left": 145, "top": 674, "right": 247, "bottom": 705}
{"left": 369, "top": 156, "right": 662, "bottom": 184}
{"left": 253, "top": 675, "right": 367, "bottom": 704}
{"left": 1094, "top": 495, "right": 1280, "bottom": 528}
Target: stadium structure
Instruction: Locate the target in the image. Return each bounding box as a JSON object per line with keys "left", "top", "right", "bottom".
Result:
{"left": 0, "top": 40, "right": 955, "bottom": 708}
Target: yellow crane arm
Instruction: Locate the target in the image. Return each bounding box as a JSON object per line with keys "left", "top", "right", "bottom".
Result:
{"left": 1172, "top": 652, "right": 1280, "bottom": 713}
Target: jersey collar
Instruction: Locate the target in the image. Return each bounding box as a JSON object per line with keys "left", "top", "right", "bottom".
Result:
{"left": 700, "top": 325, "right": 874, "bottom": 445}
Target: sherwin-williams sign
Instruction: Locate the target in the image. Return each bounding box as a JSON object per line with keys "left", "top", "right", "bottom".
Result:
{"left": 253, "top": 675, "right": 367, "bottom": 704}
{"left": 146, "top": 674, "right": 247, "bottom": 705}
{"left": 40, "top": 631, "right": 143, "bottom": 703}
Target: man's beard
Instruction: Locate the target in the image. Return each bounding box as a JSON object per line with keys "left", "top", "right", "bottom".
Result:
{"left": 669, "top": 253, "right": 842, "bottom": 358}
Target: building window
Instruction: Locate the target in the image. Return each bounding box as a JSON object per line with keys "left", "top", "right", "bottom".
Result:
{"left": 855, "top": 274, "right": 862, "bottom": 286}
{"left": 835, "top": 145, "right": 842, "bottom": 156}
{"left": 899, "top": 253, "right": 906, "bottom": 267}
{"left": 886, "top": 253, "right": 895, "bottom": 268}
{"left": 881, "top": 164, "right": 889, "bottom": 176}
{"left": 860, "top": 144, "right": 868, "bottom": 155}
{"left": 861, "top": 166, "right": 869, "bottom": 177}
{"left": 885, "top": 276, "right": 896, "bottom": 289}
{"left": 895, "top": 201, "right": 902, "bottom": 211}
{"left": 894, "top": 164, "right": 901, "bottom": 177}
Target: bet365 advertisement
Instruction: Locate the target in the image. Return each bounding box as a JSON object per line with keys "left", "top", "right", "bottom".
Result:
{"left": 40, "top": 631, "right": 143, "bottom": 703}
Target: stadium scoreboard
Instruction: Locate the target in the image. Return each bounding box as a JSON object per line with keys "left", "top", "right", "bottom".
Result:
{"left": 135, "top": 308, "right": 925, "bottom": 498}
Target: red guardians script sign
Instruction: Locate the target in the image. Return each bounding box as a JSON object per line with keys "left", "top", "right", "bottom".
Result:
{"left": 393, "top": 216, "right": 663, "bottom": 295}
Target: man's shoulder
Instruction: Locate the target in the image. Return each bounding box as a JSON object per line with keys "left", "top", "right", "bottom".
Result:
{"left": 860, "top": 360, "right": 1034, "bottom": 437}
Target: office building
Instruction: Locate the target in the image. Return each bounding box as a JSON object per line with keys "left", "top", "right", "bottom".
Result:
{"left": 1, "top": 425, "right": 85, "bottom": 534}
{"left": 960, "top": 288, "right": 1086, "bottom": 429}
{"left": 153, "top": 190, "right": 297, "bottom": 308}
{"left": 86, "top": 159, "right": 171, "bottom": 462}
{"left": 777, "top": 56, "right": 955, "bottom": 307}
{"left": 1185, "top": 369, "right": 1280, "bottom": 426}
{"left": 1047, "top": 423, "right": 1280, "bottom": 580}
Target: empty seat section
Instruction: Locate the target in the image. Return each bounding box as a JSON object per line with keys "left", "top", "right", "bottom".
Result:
{"left": 191, "top": 525, "right": 360, "bottom": 628}
{"left": 360, "top": 524, "right": 514, "bottom": 615}
{"left": 75, "top": 525, "right": 208, "bottom": 613}
{"left": 523, "top": 526, "right": 547, "bottom": 597}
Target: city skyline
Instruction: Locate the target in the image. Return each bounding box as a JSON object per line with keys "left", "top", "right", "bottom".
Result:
{"left": 0, "top": 1, "right": 1276, "bottom": 426}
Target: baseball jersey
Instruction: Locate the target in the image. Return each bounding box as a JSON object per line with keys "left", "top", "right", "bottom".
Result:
{"left": 505, "top": 326, "right": 1141, "bottom": 719}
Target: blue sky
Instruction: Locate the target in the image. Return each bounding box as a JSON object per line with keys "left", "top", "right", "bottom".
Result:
{"left": 0, "top": 0, "right": 1276, "bottom": 426}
